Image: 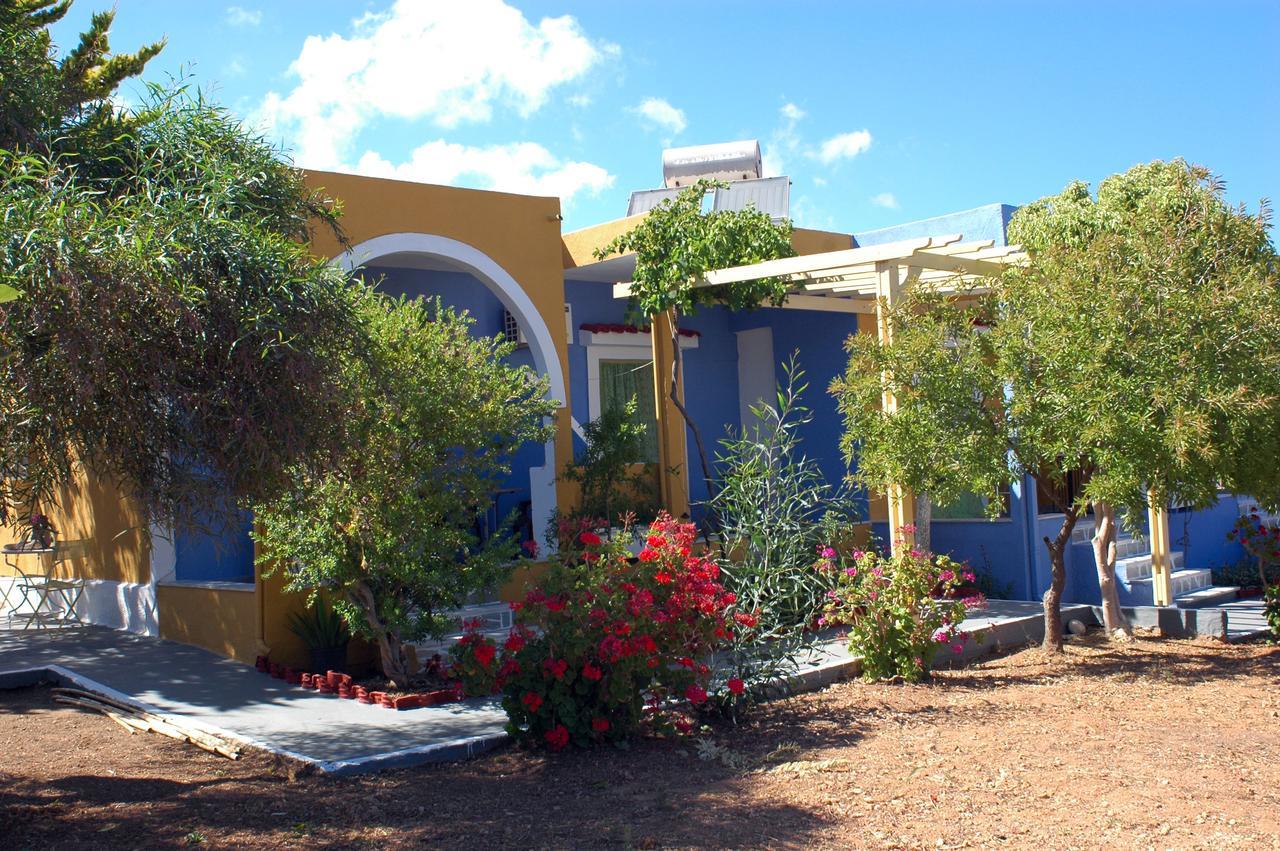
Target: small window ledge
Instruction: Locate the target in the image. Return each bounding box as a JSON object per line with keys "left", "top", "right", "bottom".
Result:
{"left": 157, "top": 579, "right": 256, "bottom": 592}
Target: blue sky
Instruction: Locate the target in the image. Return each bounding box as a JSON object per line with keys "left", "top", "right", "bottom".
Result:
{"left": 52, "top": 1, "right": 1280, "bottom": 233}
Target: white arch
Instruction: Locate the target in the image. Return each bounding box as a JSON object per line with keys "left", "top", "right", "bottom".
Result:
{"left": 333, "top": 232, "right": 564, "bottom": 546}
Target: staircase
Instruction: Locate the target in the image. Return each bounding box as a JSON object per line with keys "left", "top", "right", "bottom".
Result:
{"left": 1071, "top": 522, "right": 1239, "bottom": 609}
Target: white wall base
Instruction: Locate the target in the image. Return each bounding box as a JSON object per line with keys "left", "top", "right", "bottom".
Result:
{"left": 1, "top": 577, "right": 157, "bottom": 636}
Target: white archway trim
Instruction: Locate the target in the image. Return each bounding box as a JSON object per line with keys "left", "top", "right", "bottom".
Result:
{"left": 332, "top": 232, "right": 566, "bottom": 550}
{"left": 334, "top": 233, "right": 567, "bottom": 408}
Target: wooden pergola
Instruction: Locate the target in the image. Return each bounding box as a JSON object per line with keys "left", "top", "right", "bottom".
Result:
{"left": 617, "top": 233, "right": 1178, "bottom": 606}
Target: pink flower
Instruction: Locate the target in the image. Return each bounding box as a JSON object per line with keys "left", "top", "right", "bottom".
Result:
{"left": 952, "top": 643, "right": 964, "bottom": 655}
{"left": 820, "top": 547, "right": 837, "bottom": 559}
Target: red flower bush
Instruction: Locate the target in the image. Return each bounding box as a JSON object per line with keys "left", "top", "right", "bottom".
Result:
{"left": 455, "top": 513, "right": 733, "bottom": 750}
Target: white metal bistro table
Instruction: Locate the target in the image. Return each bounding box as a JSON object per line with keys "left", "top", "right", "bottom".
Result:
{"left": 2, "top": 541, "right": 84, "bottom": 629}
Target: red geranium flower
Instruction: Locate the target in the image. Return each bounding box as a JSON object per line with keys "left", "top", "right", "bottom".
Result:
{"left": 543, "top": 658, "right": 570, "bottom": 680}
{"left": 579, "top": 531, "right": 602, "bottom": 546}
{"left": 522, "top": 692, "right": 543, "bottom": 713}
{"left": 727, "top": 677, "right": 745, "bottom": 695}
{"left": 545, "top": 724, "right": 570, "bottom": 750}
{"left": 638, "top": 548, "right": 659, "bottom": 562}
{"left": 646, "top": 534, "right": 665, "bottom": 548}
{"left": 685, "top": 684, "right": 708, "bottom": 705}
{"left": 591, "top": 717, "right": 610, "bottom": 733}
{"left": 654, "top": 571, "right": 672, "bottom": 584}
{"left": 582, "top": 662, "right": 603, "bottom": 681}
{"left": 473, "top": 643, "right": 495, "bottom": 668}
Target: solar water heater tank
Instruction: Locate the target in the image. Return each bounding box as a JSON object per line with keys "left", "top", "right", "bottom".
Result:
{"left": 661, "top": 140, "right": 762, "bottom": 188}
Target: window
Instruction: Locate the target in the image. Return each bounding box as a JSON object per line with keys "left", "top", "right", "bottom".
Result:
{"left": 933, "top": 485, "right": 1011, "bottom": 520}
{"left": 598, "top": 359, "right": 659, "bottom": 463}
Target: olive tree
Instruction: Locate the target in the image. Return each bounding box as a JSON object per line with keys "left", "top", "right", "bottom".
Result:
{"left": 254, "top": 296, "right": 556, "bottom": 686}
{"left": 834, "top": 160, "right": 1279, "bottom": 650}
{"left": 597, "top": 180, "right": 794, "bottom": 517}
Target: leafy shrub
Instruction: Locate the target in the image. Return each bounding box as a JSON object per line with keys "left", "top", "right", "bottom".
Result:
{"left": 288, "top": 604, "right": 351, "bottom": 650}
{"left": 710, "top": 358, "right": 859, "bottom": 638}
{"left": 1265, "top": 585, "right": 1280, "bottom": 642}
{"left": 560, "top": 397, "right": 658, "bottom": 525}
{"left": 452, "top": 513, "right": 735, "bottom": 749}
{"left": 821, "top": 540, "right": 976, "bottom": 682}
{"left": 702, "top": 359, "right": 859, "bottom": 717}
{"left": 1228, "top": 513, "right": 1280, "bottom": 588}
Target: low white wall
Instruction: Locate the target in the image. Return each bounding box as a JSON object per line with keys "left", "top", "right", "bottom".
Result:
{"left": 1, "top": 577, "right": 157, "bottom": 635}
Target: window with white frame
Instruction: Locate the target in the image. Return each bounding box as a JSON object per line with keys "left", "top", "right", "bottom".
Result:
{"left": 581, "top": 328, "right": 698, "bottom": 466}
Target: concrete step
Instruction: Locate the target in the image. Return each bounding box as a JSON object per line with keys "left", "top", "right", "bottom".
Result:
{"left": 1175, "top": 585, "right": 1239, "bottom": 608}
{"left": 1120, "top": 567, "right": 1212, "bottom": 607}
{"left": 1117, "top": 550, "right": 1184, "bottom": 583}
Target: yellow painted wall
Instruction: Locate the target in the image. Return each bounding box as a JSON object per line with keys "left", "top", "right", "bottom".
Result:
{"left": 158, "top": 584, "right": 258, "bottom": 663}
{"left": 303, "top": 170, "right": 577, "bottom": 529}
{"left": 0, "top": 466, "right": 150, "bottom": 584}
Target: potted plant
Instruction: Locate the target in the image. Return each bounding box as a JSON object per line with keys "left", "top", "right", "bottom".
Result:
{"left": 288, "top": 604, "right": 351, "bottom": 674}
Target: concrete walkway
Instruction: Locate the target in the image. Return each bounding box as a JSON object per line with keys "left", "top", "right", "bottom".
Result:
{"left": 0, "top": 627, "right": 508, "bottom": 774}
{"left": 0, "top": 600, "right": 1101, "bottom": 774}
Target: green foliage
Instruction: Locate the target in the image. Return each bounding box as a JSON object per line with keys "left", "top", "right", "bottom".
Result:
{"left": 712, "top": 356, "right": 859, "bottom": 638}
{"left": 822, "top": 548, "right": 973, "bottom": 682}
{"left": 837, "top": 160, "right": 1280, "bottom": 523}
{"left": 833, "top": 290, "right": 1015, "bottom": 514}
{"left": 1264, "top": 585, "right": 1280, "bottom": 642}
{"left": 0, "top": 0, "right": 163, "bottom": 157}
{"left": 288, "top": 603, "right": 351, "bottom": 651}
{"left": 560, "top": 396, "right": 657, "bottom": 524}
{"left": 595, "top": 180, "right": 796, "bottom": 512}
{"left": 999, "top": 160, "right": 1280, "bottom": 515}
{"left": 1, "top": 6, "right": 360, "bottom": 531}
{"left": 253, "top": 297, "right": 555, "bottom": 686}
{"left": 598, "top": 179, "right": 796, "bottom": 322}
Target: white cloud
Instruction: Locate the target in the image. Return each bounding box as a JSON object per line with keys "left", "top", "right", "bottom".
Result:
{"left": 257, "top": 0, "right": 612, "bottom": 170}
{"left": 815, "top": 130, "right": 873, "bottom": 164}
{"left": 567, "top": 93, "right": 592, "bottom": 108}
{"left": 354, "top": 140, "right": 614, "bottom": 208}
{"left": 226, "top": 6, "right": 262, "bottom": 27}
{"left": 763, "top": 102, "right": 805, "bottom": 176}
{"left": 870, "top": 192, "right": 899, "bottom": 209}
{"left": 632, "top": 97, "right": 686, "bottom": 135}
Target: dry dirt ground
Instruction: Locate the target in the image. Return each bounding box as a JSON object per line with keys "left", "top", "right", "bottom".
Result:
{"left": 2, "top": 633, "right": 1277, "bottom": 850}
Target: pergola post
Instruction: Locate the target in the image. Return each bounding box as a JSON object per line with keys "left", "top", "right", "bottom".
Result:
{"left": 651, "top": 312, "right": 691, "bottom": 521}
{"left": 876, "top": 261, "right": 915, "bottom": 554}
{"left": 1148, "top": 490, "right": 1174, "bottom": 606}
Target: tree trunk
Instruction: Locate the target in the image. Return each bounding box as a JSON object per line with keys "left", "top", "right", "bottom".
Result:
{"left": 666, "top": 309, "right": 719, "bottom": 530}
{"left": 1091, "top": 501, "right": 1131, "bottom": 638}
{"left": 913, "top": 492, "right": 932, "bottom": 554}
{"left": 347, "top": 578, "right": 411, "bottom": 687}
{"left": 1041, "top": 505, "right": 1080, "bottom": 653}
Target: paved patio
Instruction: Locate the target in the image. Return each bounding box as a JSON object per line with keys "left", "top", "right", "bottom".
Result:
{"left": 0, "top": 600, "right": 1119, "bottom": 774}
{"left": 0, "top": 627, "right": 509, "bottom": 774}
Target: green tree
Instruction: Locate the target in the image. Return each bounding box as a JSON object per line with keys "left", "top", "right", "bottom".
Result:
{"left": 834, "top": 160, "right": 1279, "bottom": 651}
{"left": 0, "top": 2, "right": 362, "bottom": 531}
{"left": 254, "top": 297, "right": 556, "bottom": 687}
{"left": 1001, "top": 160, "right": 1280, "bottom": 636}
{"left": 597, "top": 180, "right": 794, "bottom": 520}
